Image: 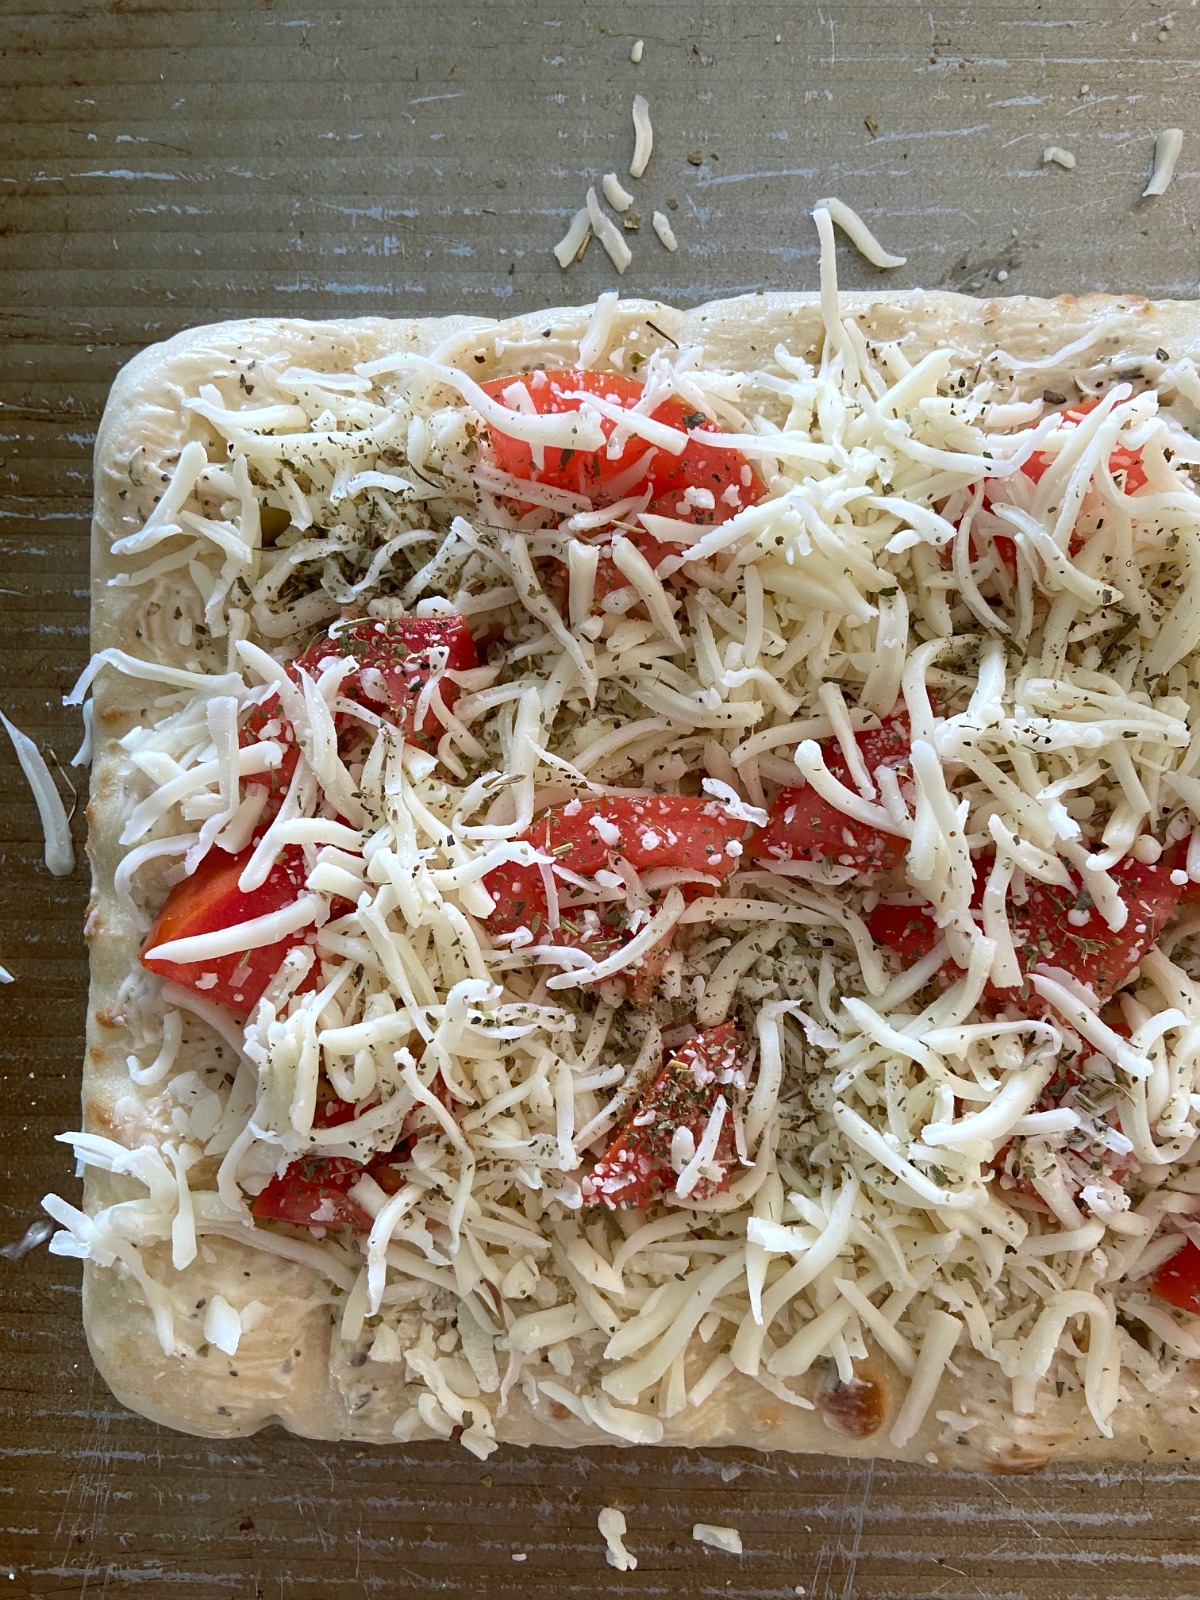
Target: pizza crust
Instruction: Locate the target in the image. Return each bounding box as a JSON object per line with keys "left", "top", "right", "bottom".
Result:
{"left": 79, "top": 291, "right": 1200, "bottom": 1465}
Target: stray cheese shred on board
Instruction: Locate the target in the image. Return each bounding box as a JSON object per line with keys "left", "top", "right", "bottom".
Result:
{"left": 45, "top": 235, "right": 1200, "bottom": 1463}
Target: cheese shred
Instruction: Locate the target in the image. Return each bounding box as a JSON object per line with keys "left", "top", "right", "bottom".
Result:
{"left": 815, "top": 195, "right": 907, "bottom": 269}
{"left": 585, "top": 187, "right": 633, "bottom": 275}
{"left": 629, "top": 93, "right": 653, "bottom": 179}
{"left": 1144, "top": 128, "right": 1183, "bottom": 197}
{"left": 2, "top": 713, "right": 74, "bottom": 876}
{"left": 652, "top": 210, "right": 679, "bottom": 252}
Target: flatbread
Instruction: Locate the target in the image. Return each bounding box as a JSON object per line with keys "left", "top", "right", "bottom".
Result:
{"left": 65, "top": 288, "right": 1200, "bottom": 1470}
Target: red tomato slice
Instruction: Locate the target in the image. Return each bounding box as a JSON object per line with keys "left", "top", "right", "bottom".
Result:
{"left": 581, "top": 1023, "right": 743, "bottom": 1209}
{"left": 993, "top": 533, "right": 1019, "bottom": 571}
{"left": 483, "top": 795, "right": 747, "bottom": 997}
{"left": 255, "top": 1077, "right": 439, "bottom": 1229}
{"left": 965, "top": 398, "right": 1149, "bottom": 578}
{"left": 313, "top": 1088, "right": 362, "bottom": 1129}
{"left": 239, "top": 697, "right": 302, "bottom": 798}
{"left": 1003, "top": 861, "right": 1181, "bottom": 998}
{"left": 1151, "top": 1237, "right": 1200, "bottom": 1315}
{"left": 240, "top": 614, "right": 477, "bottom": 788}
{"left": 484, "top": 794, "right": 747, "bottom": 937}
{"left": 1154, "top": 841, "right": 1200, "bottom": 908}
{"left": 590, "top": 527, "right": 676, "bottom": 601}
{"left": 964, "top": 504, "right": 1018, "bottom": 576}
{"left": 1023, "top": 397, "right": 1149, "bottom": 493}
{"left": 250, "top": 1155, "right": 372, "bottom": 1233}
{"left": 866, "top": 902, "right": 941, "bottom": 961}
{"left": 870, "top": 859, "right": 1182, "bottom": 1005}
{"left": 538, "top": 794, "right": 747, "bottom": 879}
{"left": 751, "top": 714, "right": 910, "bottom": 874}
{"left": 141, "top": 843, "right": 311, "bottom": 1013}
{"left": 297, "top": 614, "right": 477, "bottom": 738}
{"left": 478, "top": 369, "right": 762, "bottom": 525}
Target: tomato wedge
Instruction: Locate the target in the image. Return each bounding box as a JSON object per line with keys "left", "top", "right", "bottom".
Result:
{"left": 751, "top": 713, "right": 911, "bottom": 875}
{"left": 478, "top": 369, "right": 762, "bottom": 524}
{"left": 869, "top": 858, "right": 1182, "bottom": 1005}
{"left": 967, "top": 397, "right": 1150, "bottom": 577}
{"left": 1151, "top": 1238, "right": 1200, "bottom": 1315}
{"left": 581, "top": 1023, "right": 743, "bottom": 1209}
{"left": 313, "top": 1087, "right": 362, "bottom": 1130}
{"left": 1002, "top": 861, "right": 1180, "bottom": 998}
{"left": 483, "top": 794, "right": 748, "bottom": 995}
{"left": 1023, "top": 397, "right": 1149, "bottom": 493}
{"left": 297, "top": 614, "right": 476, "bottom": 736}
{"left": 866, "top": 902, "right": 940, "bottom": 962}
{"left": 240, "top": 614, "right": 477, "bottom": 790}
{"left": 240, "top": 696, "right": 302, "bottom": 799}
{"left": 251, "top": 1155, "right": 372, "bottom": 1233}
{"left": 141, "top": 843, "right": 311, "bottom": 1013}
{"left": 484, "top": 794, "right": 747, "bottom": 936}
{"left": 253, "top": 1078, "right": 450, "bottom": 1231}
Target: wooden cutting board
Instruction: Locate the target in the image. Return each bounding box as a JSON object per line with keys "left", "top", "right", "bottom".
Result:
{"left": 3, "top": 2, "right": 1198, "bottom": 1593}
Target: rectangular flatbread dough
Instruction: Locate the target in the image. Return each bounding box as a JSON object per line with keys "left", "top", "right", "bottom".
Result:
{"left": 56, "top": 285, "right": 1200, "bottom": 1470}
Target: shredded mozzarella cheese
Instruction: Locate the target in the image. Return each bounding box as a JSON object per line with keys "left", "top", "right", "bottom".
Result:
{"left": 1145, "top": 128, "right": 1183, "bottom": 197}
{"left": 693, "top": 1523, "right": 743, "bottom": 1554}
{"left": 815, "top": 196, "right": 907, "bottom": 269}
{"left": 652, "top": 210, "right": 678, "bottom": 252}
{"left": 585, "top": 187, "right": 632, "bottom": 275}
{"left": 598, "top": 1507, "right": 636, "bottom": 1571}
{"left": 553, "top": 207, "right": 591, "bottom": 270}
{"left": 51, "top": 226, "right": 1200, "bottom": 1461}
{"left": 1, "top": 712, "right": 74, "bottom": 876}
{"left": 629, "top": 94, "right": 653, "bottom": 178}
{"left": 602, "top": 172, "right": 635, "bottom": 213}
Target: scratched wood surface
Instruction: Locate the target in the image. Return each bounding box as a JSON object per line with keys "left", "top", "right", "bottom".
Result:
{"left": 3, "top": 1, "right": 1200, "bottom": 1595}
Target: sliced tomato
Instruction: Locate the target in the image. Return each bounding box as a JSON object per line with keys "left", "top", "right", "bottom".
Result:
{"left": 867, "top": 902, "right": 941, "bottom": 961}
{"left": 1154, "top": 841, "right": 1200, "bottom": 909}
{"left": 751, "top": 713, "right": 911, "bottom": 875}
{"left": 254, "top": 1079, "right": 436, "bottom": 1228}
{"left": 964, "top": 505, "right": 1019, "bottom": 576}
{"left": 141, "top": 843, "right": 311, "bottom": 1014}
{"left": 999, "top": 1111, "right": 1134, "bottom": 1209}
{"left": 1151, "top": 1237, "right": 1200, "bottom": 1315}
{"left": 591, "top": 526, "right": 678, "bottom": 603}
{"left": 964, "top": 398, "right": 1150, "bottom": 579}
{"left": 992, "top": 532, "right": 1019, "bottom": 571}
{"left": 484, "top": 794, "right": 747, "bottom": 936}
{"left": 1023, "top": 397, "right": 1148, "bottom": 493}
{"left": 870, "top": 859, "right": 1182, "bottom": 1005}
{"left": 240, "top": 614, "right": 476, "bottom": 786}
{"left": 753, "top": 789, "right": 905, "bottom": 875}
{"left": 250, "top": 1155, "right": 372, "bottom": 1233}
{"left": 313, "top": 1087, "right": 362, "bottom": 1129}
{"left": 581, "top": 1023, "right": 743, "bottom": 1209}
{"left": 1003, "top": 861, "right": 1181, "bottom": 998}
{"left": 537, "top": 793, "right": 746, "bottom": 879}
{"left": 483, "top": 795, "right": 747, "bottom": 997}
{"left": 478, "top": 369, "right": 762, "bottom": 525}
{"left": 297, "top": 614, "right": 477, "bottom": 738}
{"left": 239, "top": 697, "right": 302, "bottom": 798}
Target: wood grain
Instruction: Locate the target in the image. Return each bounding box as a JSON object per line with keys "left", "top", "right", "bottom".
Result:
{"left": 3, "top": 0, "right": 1200, "bottom": 1594}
